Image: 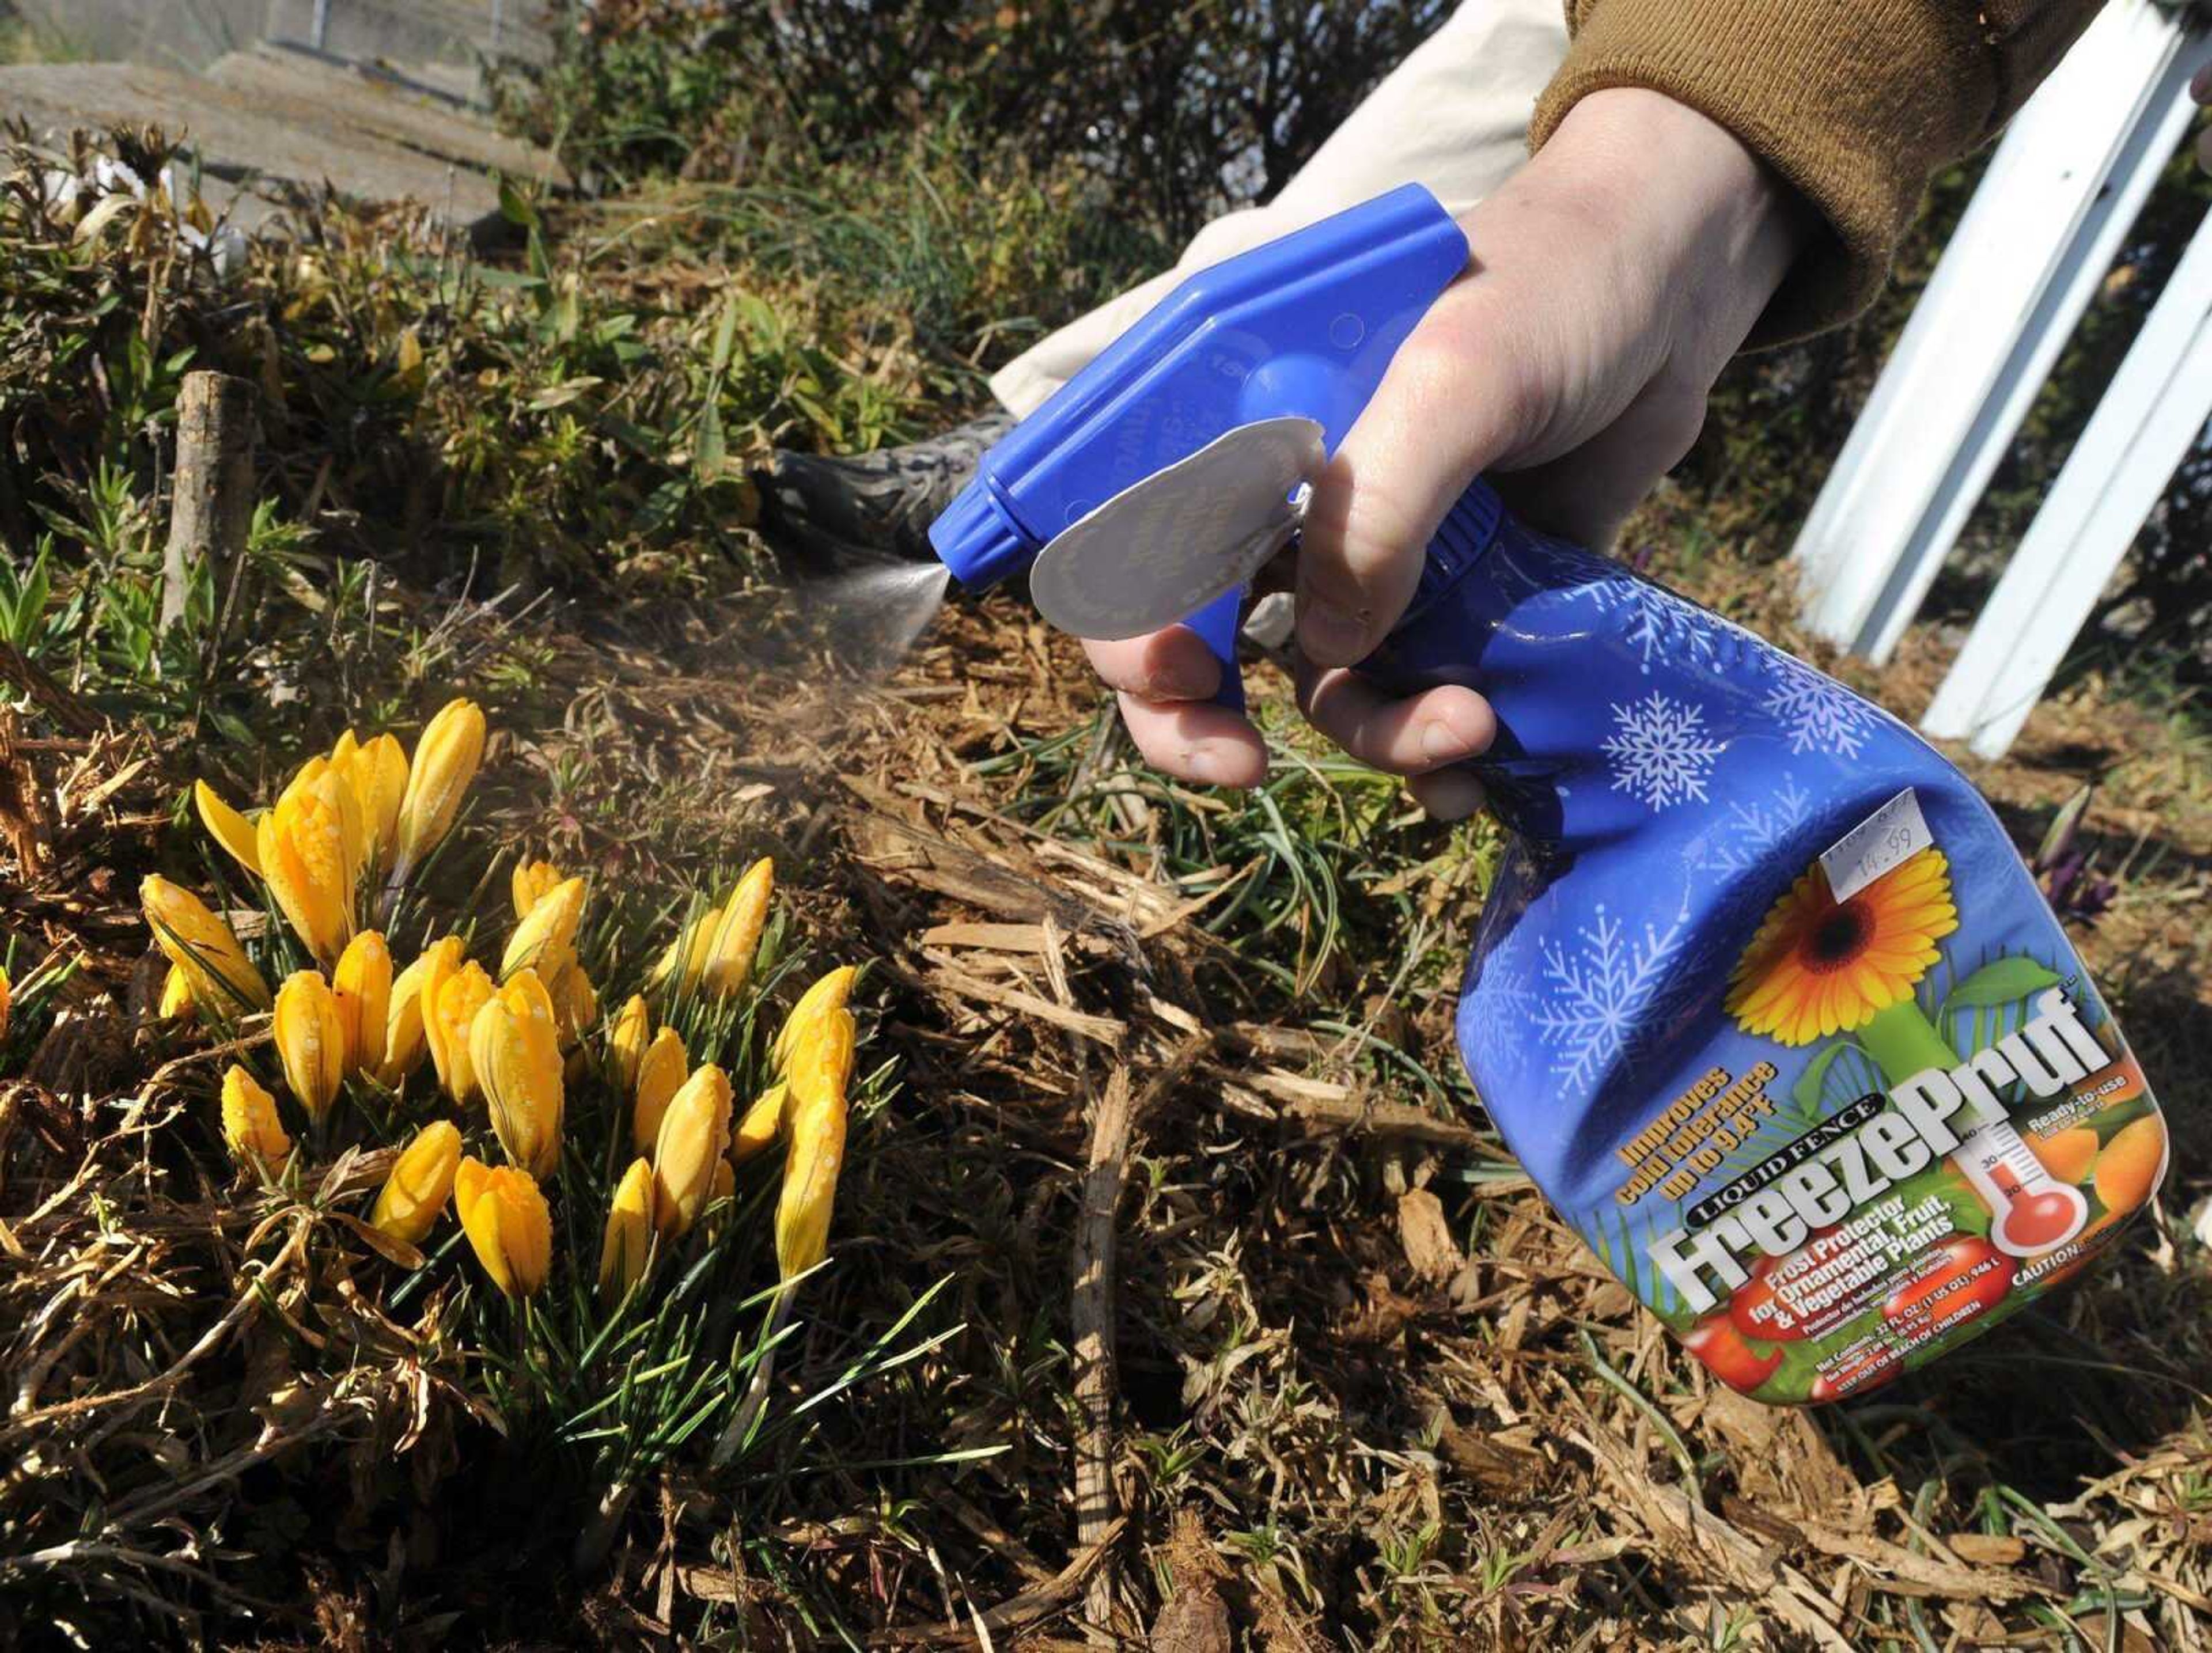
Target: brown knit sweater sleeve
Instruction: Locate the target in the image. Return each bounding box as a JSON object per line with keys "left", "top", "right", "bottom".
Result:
{"left": 1528, "top": 1, "right": 2107, "bottom": 343}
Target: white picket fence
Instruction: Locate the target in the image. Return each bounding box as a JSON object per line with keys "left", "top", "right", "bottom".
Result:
{"left": 1790, "top": 0, "right": 2209, "bottom": 759}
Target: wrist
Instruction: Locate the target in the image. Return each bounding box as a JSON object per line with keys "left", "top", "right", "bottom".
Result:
{"left": 1538, "top": 88, "right": 1812, "bottom": 366}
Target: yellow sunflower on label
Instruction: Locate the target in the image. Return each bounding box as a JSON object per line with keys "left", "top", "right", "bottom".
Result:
{"left": 1725, "top": 846, "right": 1959, "bottom": 1049}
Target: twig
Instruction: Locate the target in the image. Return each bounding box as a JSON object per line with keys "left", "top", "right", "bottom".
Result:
{"left": 0, "top": 1211, "right": 311, "bottom": 1442}
{"left": 866, "top": 1518, "right": 1128, "bottom": 1648}
{"left": 1069, "top": 1033, "right": 1214, "bottom": 1637}
{"left": 160, "top": 372, "right": 254, "bottom": 635}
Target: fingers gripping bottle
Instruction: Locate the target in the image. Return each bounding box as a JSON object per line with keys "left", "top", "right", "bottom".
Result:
{"left": 931, "top": 185, "right": 2169, "bottom": 1404}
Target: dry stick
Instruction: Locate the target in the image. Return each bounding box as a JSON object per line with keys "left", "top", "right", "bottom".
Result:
{"left": 1069, "top": 1033, "right": 1214, "bottom": 1637}
{"left": 868, "top": 1518, "right": 1128, "bottom": 1649}
{"left": 160, "top": 372, "right": 255, "bottom": 636}
{"left": 0, "top": 1212, "right": 312, "bottom": 1441}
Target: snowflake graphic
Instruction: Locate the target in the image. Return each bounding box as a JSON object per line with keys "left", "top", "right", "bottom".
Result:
{"left": 1531, "top": 904, "right": 1694, "bottom": 1098}
{"left": 1603, "top": 691, "right": 1722, "bottom": 810}
{"left": 1687, "top": 775, "right": 1812, "bottom": 877}
{"left": 1539, "top": 542, "right": 1743, "bottom": 673}
{"left": 1461, "top": 950, "right": 1539, "bottom": 1083}
{"left": 1762, "top": 655, "right": 1875, "bottom": 759}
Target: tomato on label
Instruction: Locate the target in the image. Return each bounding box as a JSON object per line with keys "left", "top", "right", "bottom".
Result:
{"left": 1881, "top": 1235, "right": 2014, "bottom": 1328}
{"left": 1728, "top": 1250, "right": 1813, "bottom": 1343}
{"left": 1680, "top": 1312, "right": 1785, "bottom": 1394}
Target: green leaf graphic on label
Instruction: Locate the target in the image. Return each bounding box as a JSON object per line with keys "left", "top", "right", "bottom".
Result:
{"left": 1942, "top": 955, "right": 2061, "bottom": 1012}
{"left": 1792, "top": 1045, "right": 1852, "bottom": 1116}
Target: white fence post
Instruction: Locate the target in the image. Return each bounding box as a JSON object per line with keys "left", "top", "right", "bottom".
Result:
{"left": 1789, "top": 0, "right": 2197, "bottom": 663}
{"left": 1919, "top": 210, "right": 2212, "bottom": 759}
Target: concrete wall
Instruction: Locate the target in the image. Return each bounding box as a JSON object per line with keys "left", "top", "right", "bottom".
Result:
{"left": 16, "top": 0, "right": 281, "bottom": 71}
{"left": 13, "top": 0, "right": 548, "bottom": 73}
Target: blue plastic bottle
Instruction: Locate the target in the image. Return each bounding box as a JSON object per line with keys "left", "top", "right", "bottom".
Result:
{"left": 932, "top": 185, "right": 2168, "bottom": 1403}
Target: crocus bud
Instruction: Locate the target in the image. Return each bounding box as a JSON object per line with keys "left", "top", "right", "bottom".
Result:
{"left": 548, "top": 958, "right": 598, "bottom": 1050}
{"left": 423, "top": 954, "right": 495, "bottom": 1105}
{"left": 370, "top": 1119, "right": 461, "bottom": 1245}
{"left": 274, "top": 969, "right": 346, "bottom": 1121}
{"left": 334, "top": 930, "right": 392, "bottom": 1076}
{"left": 598, "top": 1157, "right": 655, "bottom": 1298}
{"left": 703, "top": 858, "right": 773, "bottom": 999}
{"left": 392, "top": 698, "right": 486, "bottom": 880}
{"left": 631, "top": 1025, "right": 687, "bottom": 1156}
{"left": 379, "top": 935, "right": 461, "bottom": 1086}
{"left": 606, "top": 993, "right": 650, "bottom": 1091}
{"left": 775, "top": 1079, "right": 849, "bottom": 1282}
{"left": 771, "top": 965, "right": 858, "bottom": 1068}
{"left": 141, "top": 875, "right": 272, "bottom": 1014}
{"left": 354, "top": 732, "right": 408, "bottom": 875}
{"left": 652, "top": 1064, "right": 733, "bottom": 1237}
{"left": 730, "top": 1080, "right": 787, "bottom": 1166}
{"left": 257, "top": 762, "right": 357, "bottom": 965}
{"left": 194, "top": 779, "right": 262, "bottom": 877}
{"left": 158, "top": 962, "right": 196, "bottom": 1021}
{"left": 789, "top": 1008, "right": 855, "bottom": 1115}
{"left": 0, "top": 964, "right": 10, "bottom": 1044}
{"left": 473, "top": 968, "right": 565, "bottom": 1180}
{"left": 502, "top": 875, "right": 584, "bottom": 981}
{"left": 649, "top": 899, "right": 719, "bottom": 996}
{"left": 220, "top": 1064, "right": 291, "bottom": 1169}
{"left": 454, "top": 1156, "right": 551, "bottom": 1298}
{"left": 511, "top": 858, "right": 562, "bottom": 922}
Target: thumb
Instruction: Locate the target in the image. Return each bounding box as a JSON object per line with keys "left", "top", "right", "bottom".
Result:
{"left": 1294, "top": 310, "right": 1539, "bottom": 666}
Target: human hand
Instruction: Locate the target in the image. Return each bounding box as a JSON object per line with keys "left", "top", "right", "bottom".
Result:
{"left": 1082, "top": 88, "right": 1810, "bottom": 814}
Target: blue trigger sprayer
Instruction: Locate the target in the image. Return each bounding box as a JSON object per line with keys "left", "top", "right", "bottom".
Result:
{"left": 929, "top": 185, "right": 2166, "bottom": 1404}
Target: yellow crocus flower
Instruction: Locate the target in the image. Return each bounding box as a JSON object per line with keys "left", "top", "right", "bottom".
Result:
{"left": 141, "top": 875, "right": 272, "bottom": 1014}
{"left": 651, "top": 1063, "right": 732, "bottom": 1238}
{"left": 274, "top": 969, "right": 346, "bottom": 1121}
{"left": 730, "top": 1080, "right": 787, "bottom": 1167}
{"left": 193, "top": 779, "right": 262, "bottom": 877}
{"left": 0, "top": 963, "right": 10, "bottom": 1044}
{"left": 472, "top": 968, "right": 565, "bottom": 1180}
{"left": 378, "top": 935, "right": 461, "bottom": 1086}
{"left": 422, "top": 954, "right": 495, "bottom": 1105}
{"left": 788, "top": 1007, "right": 855, "bottom": 1115}
{"left": 771, "top": 965, "right": 858, "bottom": 1069}
{"left": 333, "top": 930, "right": 392, "bottom": 1077}
{"left": 703, "top": 858, "right": 773, "bottom": 999}
{"left": 392, "top": 698, "right": 485, "bottom": 881}
{"left": 256, "top": 762, "right": 356, "bottom": 965}
{"left": 548, "top": 958, "right": 598, "bottom": 1050}
{"left": 511, "top": 858, "right": 562, "bottom": 922}
{"left": 630, "top": 1025, "right": 687, "bottom": 1156}
{"left": 775, "top": 1076, "right": 849, "bottom": 1282}
{"left": 158, "top": 962, "right": 196, "bottom": 1021}
{"left": 649, "top": 899, "right": 720, "bottom": 996}
{"left": 502, "top": 874, "right": 584, "bottom": 981}
{"left": 370, "top": 1119, "right": 462, "bottom": 1246}
{"left": 219, "top": 1064, "right": 291, "bottom": 1169}
{"left": 605, "top": 993, "right": 650, "bottom": 1091}
{"left": 597, "top": 1157, "right": 656, "bottom": 1298}
{"left": 454, "top": 1156, "right": 551, "bottom": 1298}
{"left": 355, "top": 732, "right": 409, "bottom": 875}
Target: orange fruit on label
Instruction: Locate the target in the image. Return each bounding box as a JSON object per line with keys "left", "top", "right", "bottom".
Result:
{"left": 2027, "top": 1125, "right": 2097, "bottom": 1184}
{"left": 2092, "top": 1115, "right": 2168, "bottom": 1217}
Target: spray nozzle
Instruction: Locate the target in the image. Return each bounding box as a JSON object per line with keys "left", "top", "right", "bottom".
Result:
{"left": 928, "top": 183, "right": 1470, "bottom": 710}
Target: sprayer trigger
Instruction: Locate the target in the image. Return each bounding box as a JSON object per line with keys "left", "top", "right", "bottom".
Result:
{"left": 1028, "top": 416, "right": 1325, "bottom": 643}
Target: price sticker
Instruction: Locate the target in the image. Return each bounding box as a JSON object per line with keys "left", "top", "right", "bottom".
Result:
{"left": 1820, "top": 788, "right": 1933, "bottom": 904}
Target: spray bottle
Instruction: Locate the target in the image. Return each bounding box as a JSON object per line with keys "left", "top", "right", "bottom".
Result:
{"left": 930, "top": 184, "right": 2168, "bottom": 1403}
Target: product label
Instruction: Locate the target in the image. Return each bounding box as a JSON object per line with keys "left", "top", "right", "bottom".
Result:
{"left": 1581, "top": 826, "right": 2166, "bottom": 1405}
